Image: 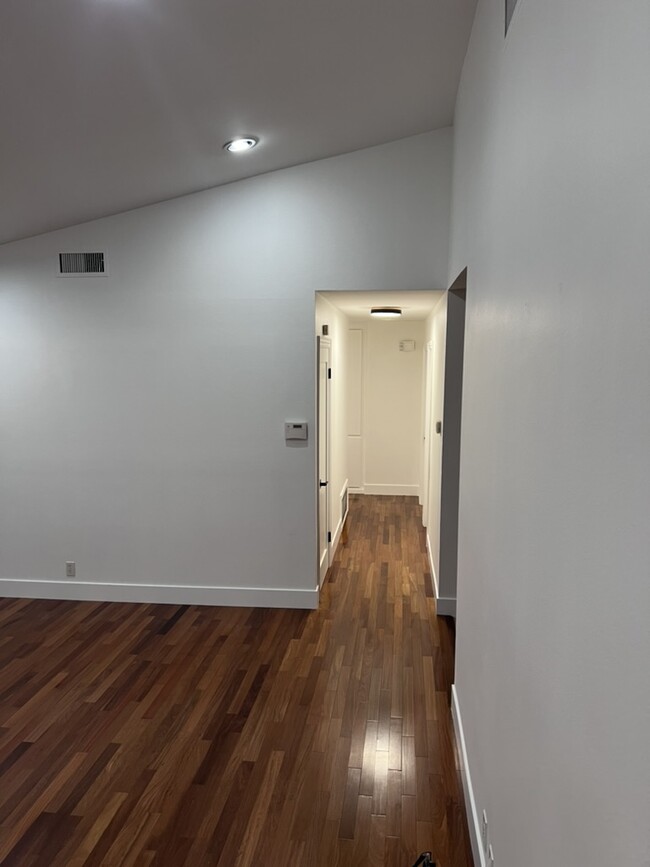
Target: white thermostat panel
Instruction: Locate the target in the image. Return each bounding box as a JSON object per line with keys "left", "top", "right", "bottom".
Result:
{"left": 285, "top": 421, "right": 308, "bottom": 441}
{"left": 399, "top": 339, "right": 416, "bottom": 352}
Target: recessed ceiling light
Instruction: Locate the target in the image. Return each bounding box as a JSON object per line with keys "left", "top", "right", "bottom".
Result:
{"left": 370, "top": 306, "right": 402, "bottom": 318}
{"left": 224, "top": 137, "right": 258, "bottom": 153}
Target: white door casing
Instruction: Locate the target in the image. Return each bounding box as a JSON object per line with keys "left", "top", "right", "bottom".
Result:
{"left": 422, "top": 341, "right": 434, "bottom": 527}
{"left": 317, "top": 337, "right": 331, "bottom": 587}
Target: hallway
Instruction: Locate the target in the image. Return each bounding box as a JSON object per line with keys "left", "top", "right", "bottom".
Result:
{"left": 0, "top": 495, "right": 472, "bottom": 866}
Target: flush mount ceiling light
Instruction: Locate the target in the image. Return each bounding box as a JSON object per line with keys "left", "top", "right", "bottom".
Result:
{"left": 370, "top": 306, "right": 402, "bottom": 318}
{"left": 223, "top": 137, "right": 258, "bottom": 153}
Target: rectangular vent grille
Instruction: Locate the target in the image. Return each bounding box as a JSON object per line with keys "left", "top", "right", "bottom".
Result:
{"left": 59, "top": 252, "right": 105, "bottom": 275}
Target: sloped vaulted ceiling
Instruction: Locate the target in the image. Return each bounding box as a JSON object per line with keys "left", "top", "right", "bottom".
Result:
{"left": 0, "top": 0, "right": 477, "bottom": 244}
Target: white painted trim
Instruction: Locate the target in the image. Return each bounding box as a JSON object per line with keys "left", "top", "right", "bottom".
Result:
{"left": 362, "top": 484, "right": 419, "bottom": 497}
{"left": 317, "top": 335, "right": 332, "bottom": 589}
{"left": 331, "top": 517, "right": 343, "bottom": 557}
{"left": 426, "top": 532, "right": 439, "bottom": 598}
{"left": 318, "top": 551, "right": 329, "bottom": 589}
{"left": 348, "top": 486, "right": 364, "bottom": 494}
{"left": 436, "top": 596, "right": 457, "bottom": 618}
{"left": 0, "top": 579, "right": 319, "bottom": 610}
{"left": 452, "top": 685, "right": 486, "bottom": 867}
{"left": 426, "top": 533, "right": 456, "bottom": 618}
{"left": 340, "top": 479, "right": 350, "bottom": 524}
{"left": 330, "top": 478, "right": 349, "bottom": 557}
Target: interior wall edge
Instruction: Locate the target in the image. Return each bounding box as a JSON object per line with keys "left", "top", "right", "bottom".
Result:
{"left": 452, "top": 684, "right": 487, "bottom": 867}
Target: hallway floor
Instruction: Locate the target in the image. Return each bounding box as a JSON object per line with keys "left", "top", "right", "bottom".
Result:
{"left": 0, "top": 495, "right": 473, "bottom": 866}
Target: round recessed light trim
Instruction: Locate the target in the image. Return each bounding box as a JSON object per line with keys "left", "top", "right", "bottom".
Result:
{"left": 370, "top": 306, "right": 402, "bottom": 319}
{"left": 224, "top": 136, "right": 259, "bottom": 153}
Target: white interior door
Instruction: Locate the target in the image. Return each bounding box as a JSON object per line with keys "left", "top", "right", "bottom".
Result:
{"left": 317, "top": 338, "right": 331, "bottom": 586}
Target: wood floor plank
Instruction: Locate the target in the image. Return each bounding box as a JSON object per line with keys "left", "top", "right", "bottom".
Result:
{"left": 0, "top": 494, "right": 473, "bottom": 866}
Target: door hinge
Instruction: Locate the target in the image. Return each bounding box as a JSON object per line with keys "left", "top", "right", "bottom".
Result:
{"left": 328, "top": 368, "right": 332, "bottom": 379}
{"left": 327, "top": 531, "right": 332, "bottom": 543}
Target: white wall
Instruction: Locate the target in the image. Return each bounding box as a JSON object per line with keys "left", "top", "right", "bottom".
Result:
{"left": 450, "top": 1, "right": 650, "bottom": 865}
{"left": 0, "top": 129, "right": 452, "bottom": 608}
{"left": 348, "top": 319, "right": 426, "bottom": 496}
{"left": 315, "top": 294, "right": 350, "bottom": 553}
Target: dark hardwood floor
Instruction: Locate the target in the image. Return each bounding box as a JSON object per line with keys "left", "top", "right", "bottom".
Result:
{"left": 0, "top": 495, "right": 473, "bottom": 866}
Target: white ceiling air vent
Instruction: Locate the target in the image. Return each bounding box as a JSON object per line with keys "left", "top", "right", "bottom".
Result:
{"left": 58, "top": 252, "right": 106, "bottom": 276}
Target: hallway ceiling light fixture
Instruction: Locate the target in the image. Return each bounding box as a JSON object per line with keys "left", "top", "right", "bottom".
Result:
{"left": 370, "top": 306, "right": 402, "bottom": 318}
{"left": 223, "top": 137, "right": 259, "bottom": 153}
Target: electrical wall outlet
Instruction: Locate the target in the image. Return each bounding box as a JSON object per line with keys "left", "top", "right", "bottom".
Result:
{"left": 487, "top": 844, "right": 495, "bottom": 867}
{"left": 481, "top": 810, "right": 489, "bottom": 852}
{"left": 65, "top": 561, "right": 76, "bottom": 578}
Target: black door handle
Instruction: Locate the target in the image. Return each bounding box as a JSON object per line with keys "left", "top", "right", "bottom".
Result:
{"left": 411, "top": 854, "right": 435, "bottom": 867}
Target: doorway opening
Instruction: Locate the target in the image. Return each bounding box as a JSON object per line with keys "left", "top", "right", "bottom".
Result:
{"left": 315, "top": 289, "right": 443, "bottom": 589}
{"left": 315, "top": 274, "right": 468, "bottom": 613}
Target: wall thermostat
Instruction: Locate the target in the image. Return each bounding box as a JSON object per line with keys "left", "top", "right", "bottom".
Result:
{"left": 285, "top": 421, "right": 308, "bottom": 441}
{"left": 399, "top": 339, "right": 416, "bottom": 352}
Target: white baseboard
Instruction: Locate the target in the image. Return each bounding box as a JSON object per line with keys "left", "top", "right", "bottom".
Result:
{"left": 331, "top": 517, "right": 343, "bottom": 556}
{"left": 426, "top": 532, "right": 439, "bottom": 597}
{"left": 329, "top": 479, "right": 349, "bottom": 561}
{"left": 362, "top": 484, "right": 419, "bottom": 497}
{"left": 452, "top": 685, "right": 486, "bottom": 867}
{"left": 425, "top": 533, "right": 457, "bottom": 618}
{"left": 0, "top": 579, "right": 319, "bottom": 610}
{"left": 436, "top": 596, "right": 457, "bottom": 617}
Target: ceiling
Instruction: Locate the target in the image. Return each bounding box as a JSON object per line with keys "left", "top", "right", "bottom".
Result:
{"left": 0, "top": 0, "right": 477, "bottom": 246}
{"left": 320, "top": 290, "right": 443, "bottom": 320}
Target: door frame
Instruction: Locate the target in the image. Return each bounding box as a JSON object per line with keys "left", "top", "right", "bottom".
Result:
{"left": 316, "top": 336, "right": 332, "bottom": 588}
{"left": 422, "top": 340, "right": 434, "bottom": 527}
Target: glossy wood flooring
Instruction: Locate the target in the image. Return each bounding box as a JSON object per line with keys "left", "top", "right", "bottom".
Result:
{"left": 0, "top": 495, "right": 473, "bottom": 867}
